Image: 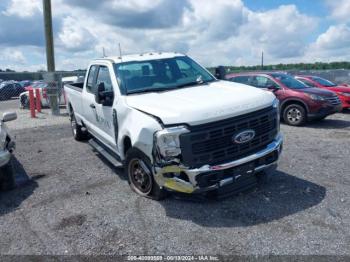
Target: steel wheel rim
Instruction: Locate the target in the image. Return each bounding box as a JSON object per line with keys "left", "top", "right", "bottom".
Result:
{"left": 287, "top": 108, "right": 302, "bottom": 122}
{"left": 129, "top": 158, "right": 152, "bottom": 195}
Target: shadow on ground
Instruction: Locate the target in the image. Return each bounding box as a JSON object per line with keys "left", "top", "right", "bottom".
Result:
{"left": 0, "top": 157, "right": 38, "bottom": 216}
{"left": 160, "top": 170, "right": 326, "bottom": 227}
{"left": 304, "top": 117, "right": 350, "bottom": 129}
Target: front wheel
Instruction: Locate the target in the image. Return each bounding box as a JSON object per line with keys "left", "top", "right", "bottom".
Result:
{"left": 125, "top": 148, "right": 167, "bottom": 200}
{"left": 283, "top": 104, "right": 306, "bottom": 126}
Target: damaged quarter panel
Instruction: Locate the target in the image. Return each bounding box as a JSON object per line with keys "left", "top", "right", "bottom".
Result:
{"left": 117, "top": 102, "right": 163, "bottom": 161}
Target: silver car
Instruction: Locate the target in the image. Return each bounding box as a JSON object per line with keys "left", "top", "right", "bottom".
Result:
{"left": 0, "top": 112, "right": 17, "bottom": 190}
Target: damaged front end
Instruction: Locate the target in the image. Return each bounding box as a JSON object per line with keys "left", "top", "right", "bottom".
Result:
{"left": 152, "top": 125, "right": 284, "bottom": 195}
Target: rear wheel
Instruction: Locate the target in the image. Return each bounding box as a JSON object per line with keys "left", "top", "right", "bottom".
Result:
{"left": 70, "top": 111, "right": 88, "bottom": 141}
{"left": 283, "top": 104, "right": 306, "bottom": 126}
{"left": 125, "top": 148, "right": 167, "bottom": 200}
{"left": 20, "top": 95, "right": 30, "bottom": 109}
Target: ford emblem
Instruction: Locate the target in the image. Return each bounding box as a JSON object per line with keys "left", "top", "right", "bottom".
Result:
{"left": 233, "top": 130, "right": 256, "bottom": 144}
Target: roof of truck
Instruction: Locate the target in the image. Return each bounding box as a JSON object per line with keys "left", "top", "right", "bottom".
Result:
{"left": 94, "top": 52, "right": 185, "bottom": 64}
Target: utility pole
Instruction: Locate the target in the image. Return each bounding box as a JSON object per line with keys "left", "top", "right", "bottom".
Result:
{"left": 43, "top": 0, "right": 59, "bottom": 115}
{"left": 261, "top": 51, "right": 264, "bottom": 70}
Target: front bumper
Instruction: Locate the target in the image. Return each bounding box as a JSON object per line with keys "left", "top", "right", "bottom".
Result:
{"left": 154, "top": 133, "right": 283, "bottom": 194}
{"left": 308, "top": 103, "right": 342, "bottom": 119}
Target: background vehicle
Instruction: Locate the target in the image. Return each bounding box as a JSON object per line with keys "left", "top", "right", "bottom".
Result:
{"left": 227, "top": 72, "right": 342, "bottom": 126}
{"left": 295, "top": 75, "right": 350, "bottom": 109}
{"left": 19, "top": 80, "right": 67, "bottom": 109}
{"left": 19, "top": 80, "right": 32, "bottom": 88}
{"left": 0, "top": 112, "right": 17, "bottom": 191}
{"left": 65, "top": 53, "right": 283, "bottom": 200}
{"left": 0, "top": 81, "right": 25, "bottom": 100}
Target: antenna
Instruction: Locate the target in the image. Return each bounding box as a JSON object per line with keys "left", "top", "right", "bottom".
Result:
{"left": 102, "top": 47, "right": 106, "bottom": 57}
{"left": 118, "top": 43, "right": 123, "bottom": 61}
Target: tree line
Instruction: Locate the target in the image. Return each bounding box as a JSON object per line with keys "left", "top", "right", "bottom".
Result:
{"left": 208, "top": 61, "right": 350, "bottom": 72}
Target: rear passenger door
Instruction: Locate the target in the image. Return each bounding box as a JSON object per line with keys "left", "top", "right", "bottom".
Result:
{"left": 82, "top": 65, "right": 100, "bottom": 135}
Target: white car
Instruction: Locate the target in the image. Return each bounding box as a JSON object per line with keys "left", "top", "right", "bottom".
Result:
{"left": 0, "top": 112, "right": 17, "bottom": 191}
{"left": 19, "top": 76, "right": 80, "bottom": 109}
{"left": 65, "top": 52, "right": 283, "bottom": 200}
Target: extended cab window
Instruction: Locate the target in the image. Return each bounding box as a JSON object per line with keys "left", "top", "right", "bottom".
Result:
{"left": 86, "top": 65, "right": 98, "bottom": 93}
{"left": 96, "top": 66, "right": 113, "bottom": 92}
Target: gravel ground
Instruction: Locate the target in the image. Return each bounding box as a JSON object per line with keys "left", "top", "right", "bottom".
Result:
{"left": 0, "top": 99, "right": 349, "bottom": 255}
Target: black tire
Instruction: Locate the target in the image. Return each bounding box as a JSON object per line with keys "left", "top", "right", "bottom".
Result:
{"left": 0, "top": 159, "right": 16, "bottom": 191}
{"left": 283, "top": 104, "right": 306, "bottom": 126}
{"left": 125, "top": 148, "right": 167, "bottom": 200}
{"left": 70, "top": 111, "right": 88, "bottom": 141}
{"left": 20, "top": 95, "right": 30, "bottom": 109}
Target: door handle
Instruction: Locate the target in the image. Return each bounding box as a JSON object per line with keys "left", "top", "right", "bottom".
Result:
{"left": 90, "top": 104, "right": 96, "bottom": 109}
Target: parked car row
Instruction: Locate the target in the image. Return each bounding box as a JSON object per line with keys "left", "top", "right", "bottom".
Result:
{"left": 224, "top": 71, "right": 349, "bottom": 126}
{"left": 0, "top": 81, "right": 26, "bottom": 101}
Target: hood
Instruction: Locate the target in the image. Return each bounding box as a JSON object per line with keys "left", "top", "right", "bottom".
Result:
{"left": 296, "top": 87, "right": 335, "bottom": 97}
{"left": 126, "top": 80, "right": 275, "bottom": 126}
{"left": 327, "top": 85, "right": 350, "bottom": 93}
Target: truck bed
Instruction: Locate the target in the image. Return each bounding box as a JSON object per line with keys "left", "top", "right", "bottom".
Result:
{"left": 65, "top": 82, "right": 84, "bottom": 93}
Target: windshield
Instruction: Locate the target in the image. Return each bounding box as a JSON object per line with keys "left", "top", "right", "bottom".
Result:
{"left": 113, "top": 56, "right": 216, "bottom": 94}
{"left": 271, "top": 74, "right": 308, "bottom": 89}
{"left": 311, "top": 76, "right": 336, "bottom": 87}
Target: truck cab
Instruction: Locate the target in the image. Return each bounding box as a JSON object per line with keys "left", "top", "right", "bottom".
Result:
{"left": 65, "top": 52, "right": 283, "bottom": 200}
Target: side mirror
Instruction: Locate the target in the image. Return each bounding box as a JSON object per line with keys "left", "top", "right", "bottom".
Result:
{"left": 215, "top": 66, "right": 226, "bottom": 80}
{"left": 2, "top": 112, "right": 17, "bottom": 122}
{"left": 267, "top": 85, "right": 280, "bottom": 90}
{"left": 95, "top": 82, "right": 105, "bottom": 104}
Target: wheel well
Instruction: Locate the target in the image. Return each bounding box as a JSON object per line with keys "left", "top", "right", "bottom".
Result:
{"left": 123, "top": 136, "right": 132, "bottom": 156}
{"left": 281, "top": 100, "right": 307, "bottom": 118}
{"left": 68, "top": 103, "right": 73, "bottom": 114}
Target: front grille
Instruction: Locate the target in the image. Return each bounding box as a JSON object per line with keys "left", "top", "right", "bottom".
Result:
{"left": 179, "top": 107, "right": 278, "bottom": 168}
{"left": 325, "top": 95, "right": 341, "bottom": 105}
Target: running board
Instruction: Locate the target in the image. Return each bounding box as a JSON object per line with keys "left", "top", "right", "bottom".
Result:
{"left": 89, "top": 139, "right": 123, "bottom": 168}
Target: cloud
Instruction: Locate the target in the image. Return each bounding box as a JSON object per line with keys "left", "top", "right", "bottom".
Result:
{"left": 0, "top": 0, "right": 347, "bottom": 71}
{"left": 326, "top": 0, "right": 350, "bottom": 23}
{"left": 58, "top": 16, "right": 96, "bottom": 51}
{"left": 304, "top": 24, "right": 350, "bottom": 62}
{"left": 64, "top": 0, "right": 191, "bottom": 29}
{"left": 2, "top": 0, "right": 41, "bottom": 17}
{"left": 0, "top": 48, "right": 26, "bottom": 64}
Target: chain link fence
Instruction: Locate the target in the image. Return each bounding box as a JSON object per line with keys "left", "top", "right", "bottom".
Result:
{"left": 1, "top": 69, "right": 350, "bottom": 125}
{"left": 0, "top": 72, "right": 86, "bottom": 133}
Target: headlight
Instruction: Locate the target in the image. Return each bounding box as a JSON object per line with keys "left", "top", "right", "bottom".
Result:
{"left": 155, "top": 126, "right": 189, "bottom": 158}
{"left": 307, "top": 94, "right": 326, "bottom": 101}
{"left": 339, "top": 92, "right": 350, "bottom": 97}
{"left": 272, "top": 98, "right": 279, "bottom": 109}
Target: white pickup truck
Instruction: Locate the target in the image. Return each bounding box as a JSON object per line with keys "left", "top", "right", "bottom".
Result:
{"left": 64, "top": 52, "right": 283, "bottom": 200}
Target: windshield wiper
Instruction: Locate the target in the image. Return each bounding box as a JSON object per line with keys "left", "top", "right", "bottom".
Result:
{"left": 127, "top": 87, "right": 174, "bottom": 94}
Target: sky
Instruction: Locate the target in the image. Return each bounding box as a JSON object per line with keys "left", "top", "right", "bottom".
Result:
{"left": 0, "top": 0, "right": 350, "bottom": 72}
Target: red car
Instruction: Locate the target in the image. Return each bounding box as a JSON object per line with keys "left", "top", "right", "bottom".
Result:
{"left": 227, "top": 72, "right": 342, "bottom": 126}
{"left": 295, "top": 75, "right": 350, "bottom": 109}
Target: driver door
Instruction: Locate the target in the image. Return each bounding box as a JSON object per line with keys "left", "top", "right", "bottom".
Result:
{"left": 93, "top": 65, "right": 118, "bottom": 152}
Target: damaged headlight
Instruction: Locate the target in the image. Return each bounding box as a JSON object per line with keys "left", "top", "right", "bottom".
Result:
{"left": 155, "top": 126, "right": 189, "bottom": 158}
